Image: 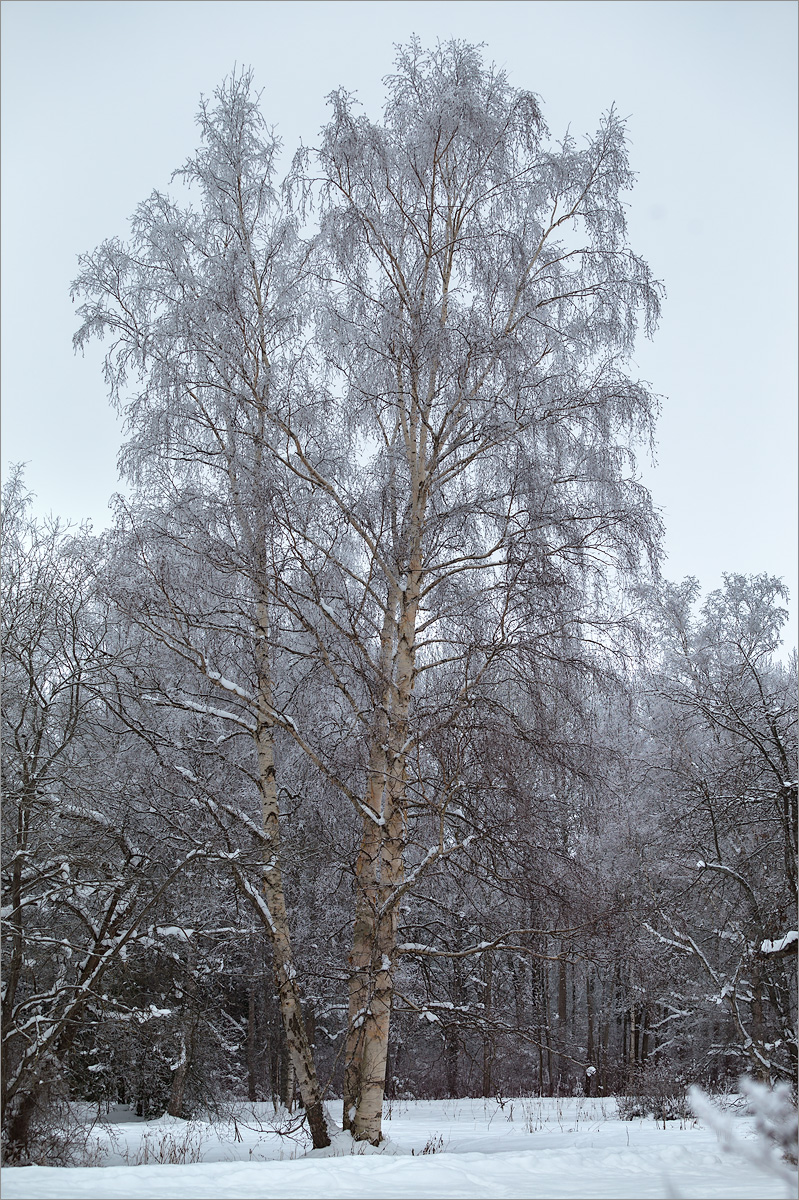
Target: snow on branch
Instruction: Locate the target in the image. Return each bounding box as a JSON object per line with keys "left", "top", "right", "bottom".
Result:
{"left": 157, "top": 694, "right": 257, "bottom": 732}
{"left": 172, "top": 765, "right": 269, "bottom": 843}
{"left": 760, "top": 930, "right": 798, "bottom": 956}
{"left": 397, "top": 929, "right": 569, "bottom": 961}
{"left": 204, "top": 669, "right": 256, "bottom": 704}
{"left": 231, "top": 865, "right": 276, "bottom": 936}
{"left": 380, "top": 835, "right": 475, "bottom": 916}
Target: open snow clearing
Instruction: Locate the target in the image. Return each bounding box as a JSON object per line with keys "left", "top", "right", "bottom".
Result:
{"left": 2, "top": 1096, "right": 792, "bottom": 1199}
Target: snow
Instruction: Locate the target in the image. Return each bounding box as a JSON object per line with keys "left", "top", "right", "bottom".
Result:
{"left": 760, "top": 930, "right": 798, "bottom": 954}
{"left": 204, "top": 670, "right": 255, "bottom": 703}
{"left": 233, "top": 873, "right": 276, "bottom": 934}
{"left": 178, "top": 697, "right": 256, "bottom": 731}
{"left": 3, "top": 1096, "right": 793, "bottom": 1199}
{"left": 152, "top": 926, "right": 194, "bottom": 942}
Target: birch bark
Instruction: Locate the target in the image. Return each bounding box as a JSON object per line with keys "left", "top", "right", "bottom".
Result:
{"left": 251, "top": 594, "right": 330, "bottom": 1146}
{"left": 344, "top": 545, "right": 424, "bottom": 1141}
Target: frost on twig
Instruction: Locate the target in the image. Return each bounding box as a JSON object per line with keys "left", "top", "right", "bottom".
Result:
{"left": 688, "top": 1077, "right": 798, "bottom": 1191}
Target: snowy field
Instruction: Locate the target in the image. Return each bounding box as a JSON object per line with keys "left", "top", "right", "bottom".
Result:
{"left": 3, "top": 1096, "right": 794, "bottom": 1199}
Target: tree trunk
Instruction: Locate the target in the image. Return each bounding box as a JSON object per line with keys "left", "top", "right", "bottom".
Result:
{"left": 3, "top": 1090, "right": 40, "bottom": 1164}
{"left": 345, "top": 802, "right": 404, "bottom": 1142}
{"left": 557, "top": 954, "right": 568, "bottom": 1091}
{"left": 482, "top": 949, "right": 494, "bottom": 1097}
{"left": 342, "top": 594, "right": 396, "bottom": 1136}
{"left": 168, "top": 969, "right": 198, "bottom": 1118}
{"left": 599, "top": 979, "right": 612, "bottom": 1093}
{"left": 445, "top": 921, "right": 465, "bottom": 1097}
{"left": 168, "top": 1032, "right": 190, "bottom": 1119}
{"left": 640, "top": 1006, "right": 649, "bottom": 1065}
{"left": 241, "top": 595, "right": 330, "bottom": 1148}
{"left": 542, "top": 964, "right": 554, "bottom": 1093}
{"left": 246, "top": 985, "right": 257, "bottom": 1103}
{"left": 343, "top": 562, "right": 419, "bottom": 1144}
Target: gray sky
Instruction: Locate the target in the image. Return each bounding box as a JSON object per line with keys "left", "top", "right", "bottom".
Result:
{"left": 2, "top": 0, "right": 797, "bottom": 648}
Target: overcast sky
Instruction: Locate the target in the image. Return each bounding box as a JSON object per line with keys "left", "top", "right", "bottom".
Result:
{"left": 2, "top": 0, "right": 797, "bottom": 648}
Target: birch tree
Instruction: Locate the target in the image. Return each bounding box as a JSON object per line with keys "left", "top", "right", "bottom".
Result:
{"left": 72, "top": 73, "right": 331, "bottom": 1147}
{"left": 73, "top": 43, "right": 664, "bottom": 1145}
{"left": 288, "top": 38, "right": 663, "bottom": 1141}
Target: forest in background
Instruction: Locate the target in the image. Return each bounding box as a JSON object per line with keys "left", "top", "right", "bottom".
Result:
{"left": 2, "top": 41, "right": 796, "bottom": 1164}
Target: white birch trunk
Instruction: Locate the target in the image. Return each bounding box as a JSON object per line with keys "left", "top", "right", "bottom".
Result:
{"left": 344, "top": 534, "right": 423, "bottom": 1143}
{"left": 251, "top": 596, "right": 330, "bottom": 1148}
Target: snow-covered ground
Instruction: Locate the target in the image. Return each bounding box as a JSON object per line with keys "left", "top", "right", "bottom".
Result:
{"left": 3, "top": 1095, "right": 794, "bottom": 1199}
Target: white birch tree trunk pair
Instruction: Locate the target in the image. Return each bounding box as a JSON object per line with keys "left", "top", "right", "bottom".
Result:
{"left": 342, "top": 524, "right": 424, "bottom": 1141}
{"left": 71, "top": 49, "right": 666, "bottom": 1145}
